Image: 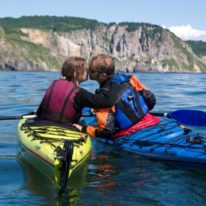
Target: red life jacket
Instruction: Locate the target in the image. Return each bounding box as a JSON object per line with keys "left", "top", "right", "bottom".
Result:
{"left": 39, "top": 79, "right": 80, "bottom": 125}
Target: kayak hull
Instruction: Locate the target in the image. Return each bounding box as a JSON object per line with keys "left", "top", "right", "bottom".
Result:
{"left": 83, "top": 116, "right": 206, "bottom": 165}
{"left": 17, "top": 117, "right": 91, "bottom": 189}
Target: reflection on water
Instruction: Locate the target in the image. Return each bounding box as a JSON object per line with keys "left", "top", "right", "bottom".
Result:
{"left": 88, "top": 152, "right": 119, "bottom": 194}
{"left": 17, "top": 153, "right": 89, "bottom": 206}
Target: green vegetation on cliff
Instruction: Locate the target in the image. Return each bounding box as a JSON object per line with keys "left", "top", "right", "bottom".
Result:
{"left": 186, "top": 40, "right": 206, "bottom": 57}
{"left": 1, "top": 25, "right": 60, "bottom": 70}
{"left": 0, "top": 26, "right": 4, "bottom": 37}
{"left": 0, "top": 16, "right": 99, "bottom": 32}
{"left": 171, "top": 35, "right": 206, "bottom": 71}
{"left": 0, "top": 16, "right": 205, "bottom": 72}
{"left": 119, "top": 22, "right": 162, "bottom": 32}
{"left": 161, "top": 58, "right": 179, "bottom": 70}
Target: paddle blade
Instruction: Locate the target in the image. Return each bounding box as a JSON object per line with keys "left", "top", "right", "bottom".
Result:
{"left": 169, "top": 110, "right": 206, "bottom": 126}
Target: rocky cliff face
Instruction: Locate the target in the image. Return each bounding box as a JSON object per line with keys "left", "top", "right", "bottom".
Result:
{"left": 0, "top": 26, "right": 60, "bottom": 71}
{"left": 0, "top": 23, "right": 206, "bottom": 72}
{"left": 201, "top": 56, "right": 206, "bottom": 64}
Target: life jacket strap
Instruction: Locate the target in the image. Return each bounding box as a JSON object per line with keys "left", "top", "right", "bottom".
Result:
{"left": 45, "top": 80, "right": 58, "bottom": 113}
{"left": 59, "top": 83, "right": 79, "bottom": 122}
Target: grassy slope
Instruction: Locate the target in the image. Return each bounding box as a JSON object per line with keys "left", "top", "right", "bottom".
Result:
{"left": 186, "top": 40, "right": 206, "bottom": 57}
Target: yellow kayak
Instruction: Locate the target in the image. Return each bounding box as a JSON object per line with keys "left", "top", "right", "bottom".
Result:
{"left": 17, "top": 116, "right": 91, "bottom": 191}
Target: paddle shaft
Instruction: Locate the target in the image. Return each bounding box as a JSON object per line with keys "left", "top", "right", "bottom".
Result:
{"left": 150, "top": 112, "right": 169, "bottom": 118}
{"left": 1, "top": 110, "right": 205, "bottom": 126}
{"left": 83, "top": 110, "right": 206, "bottom": 126}
{"left": 0, "top": 112, "right": 36, "bottom": 121}
{"left": 0, "top": 116, "right": 23, "bottom": 120}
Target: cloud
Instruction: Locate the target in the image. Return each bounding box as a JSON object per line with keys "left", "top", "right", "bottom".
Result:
{"left": 164, "top": 25, "right": 206, "bottom": 42}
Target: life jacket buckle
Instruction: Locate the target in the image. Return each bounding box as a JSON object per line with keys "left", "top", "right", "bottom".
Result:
{"left": 127, "top": 94, "right": 134, "bottom": 101}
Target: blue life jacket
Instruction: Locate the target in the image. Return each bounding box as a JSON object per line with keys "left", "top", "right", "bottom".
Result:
{"left": 112, "top": 74, "right": 149, "bottom": 130}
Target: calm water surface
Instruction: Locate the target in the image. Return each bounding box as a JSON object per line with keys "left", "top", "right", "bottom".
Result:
{"left": 0, "top": 71, "right": 206, "bottom": 206}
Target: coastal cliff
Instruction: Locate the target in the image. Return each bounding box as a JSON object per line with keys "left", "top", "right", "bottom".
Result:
{"left": 0, "top": 16, "right": 205, "bottom": 72}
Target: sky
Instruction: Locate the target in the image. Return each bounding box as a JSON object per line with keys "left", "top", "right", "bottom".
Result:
{"left": 1, "top": 0, "right": 206, "bottom": 41}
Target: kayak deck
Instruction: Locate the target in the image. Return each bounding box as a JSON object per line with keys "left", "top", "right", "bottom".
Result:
{"left": 115, "top": 118, "right": 206, "bottom": 164}
{"left": 17, "top": 117, "right": 91, "bottom": 190}
{"left": 83, "top": 116, "right": 206, "bottom": 165}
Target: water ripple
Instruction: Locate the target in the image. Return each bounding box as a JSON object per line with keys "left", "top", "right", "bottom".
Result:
{"left": 0, "top": 71, "right": 206, "bottom": 205}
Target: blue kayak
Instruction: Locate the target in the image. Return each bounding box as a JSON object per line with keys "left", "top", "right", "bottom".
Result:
{"left": 83, "top": 116, "right": 206, "bottom": 165}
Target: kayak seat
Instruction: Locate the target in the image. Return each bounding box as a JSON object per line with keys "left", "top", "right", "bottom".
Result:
{"left": 114, "top": 113, "right": 160, "bottom": 138}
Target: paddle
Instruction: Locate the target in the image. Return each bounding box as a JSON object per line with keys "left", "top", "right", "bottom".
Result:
{"left": 0, "top": 112, "right": 36, "bottom": 120}
{"left": 0, "top": 111, "right": 92, "bottom": 121}
{"left": 82, "top": 107, "right": 206, "bottom": 126}
{"left": 2, "top": 109, "right": 206, "bottom": 126}
{"left": 151, "top": 109, "right": 206, "bottom": 126}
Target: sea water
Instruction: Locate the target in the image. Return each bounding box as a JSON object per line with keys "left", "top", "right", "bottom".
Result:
{"left": 0, "top": 71, "right": 206, "bottom": 206}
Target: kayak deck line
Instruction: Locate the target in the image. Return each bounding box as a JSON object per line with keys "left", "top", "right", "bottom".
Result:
{"left": 83, "top": 115, "right": 206, "bottom": 165}
{"left": 18, "top": 140, "right": 53, "bottom": 167}
{"left": 17, "top": 117, "right": 91, "bottom": 191}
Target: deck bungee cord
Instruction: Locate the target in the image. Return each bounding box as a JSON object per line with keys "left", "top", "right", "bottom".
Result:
{"left": 17, "top": 117, "right": 91, "bottom": 193}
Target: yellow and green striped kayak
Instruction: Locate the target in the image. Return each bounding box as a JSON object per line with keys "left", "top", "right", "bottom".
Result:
{"left": 17, "top": 116, "right": 91, "bottom": 191}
